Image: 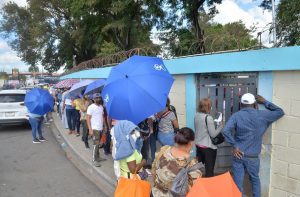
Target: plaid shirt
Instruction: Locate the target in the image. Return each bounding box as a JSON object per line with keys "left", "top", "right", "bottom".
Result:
{"left": 223, "top": 100, "right": 284, "bottom": 156}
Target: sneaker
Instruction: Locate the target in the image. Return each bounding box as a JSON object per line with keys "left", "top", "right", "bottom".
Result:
{"left": 49, "top": 119, "right": 53, "bottom": 122}
{"left": 93, "top": 161, "right": 101, "bottom": 167}
{"left": 145, "top": 169, "right": 152, "bottom": 176}
{"left": 39, "top": 137, "right": 46, "bottom": 142}
{"left": 44, "top": 122, "right": 50, "bottom": 125}
{"left": 76, "top": 133, "right": 80, "bottom": 137}
{"left": 33, "top": 138, "right": 41, "bottom": 144}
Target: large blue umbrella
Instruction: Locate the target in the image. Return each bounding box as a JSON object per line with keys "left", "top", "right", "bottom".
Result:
{"left": 25, "top": 88, "right": 54, "bottom": 115}
{"left": 69, "top": 80, "right": 94, "bottom": 97}
{"left": 84, "top": 79, "right": 106, "bottom": 95}
{"left": 102, "top": 55, "right": 174, "bottom": 124}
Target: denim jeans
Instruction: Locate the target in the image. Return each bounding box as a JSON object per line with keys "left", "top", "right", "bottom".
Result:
{"left": 232, "top": 156, "right": 261, "bottom": 197}
{"left": 74, "top": 110, "right": 81, "bottom": 133}
{"left": 149, "top": 132, "right": 157, "bottom": 163}
{"left": 157, "top": 131, "right": 175, "bottom": 146}
{"left": 29, "top": 117, "right": 43, "bottom": 140}
{"left": 104, "top": 131, "right": 111, "bottom": 154}
{"left": 66, "top": 108, "right": 76, "bottom": 131}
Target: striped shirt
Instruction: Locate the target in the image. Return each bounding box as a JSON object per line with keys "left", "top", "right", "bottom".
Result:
{"left": 223, "top": 100, "right": 284, "bottom": 156}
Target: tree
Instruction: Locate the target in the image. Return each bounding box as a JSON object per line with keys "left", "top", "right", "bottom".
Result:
{"left": 0, "top": 0, "right": 164, "bottom": 72}
{"left": 260, "top": 0, "right": 300, "bottom": 46}
{"left": 160, "top": 0, "right": 222, "bottom": 54}
{"left": 28, "top": 65, "right": 39, "bottom": 73}
{"left": 160, "top": 12, "right": 257, "bottom": 57}
{"left": 276, "top": 0, "right": 300, "bottom": 46}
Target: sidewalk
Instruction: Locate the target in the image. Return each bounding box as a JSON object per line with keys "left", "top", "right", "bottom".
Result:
{"left": 50, "top": 113, "right": 116, "bottom": 196}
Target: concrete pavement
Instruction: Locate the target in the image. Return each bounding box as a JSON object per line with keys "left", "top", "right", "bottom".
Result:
{"left": 51, "top": 113, "right": 116, "bottom": 196}
{"left": 0, "top": 123, "right": 107, "bottom": 197}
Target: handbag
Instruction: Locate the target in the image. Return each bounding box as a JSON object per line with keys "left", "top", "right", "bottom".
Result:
{"left": 170, "top": 159, "right": 203, "bottom": 197}
{"left": 205, "top": 115, "right": 225, "bottom": 145}
{"left": 114, "top": 174, "right": 151, "bottom": 197}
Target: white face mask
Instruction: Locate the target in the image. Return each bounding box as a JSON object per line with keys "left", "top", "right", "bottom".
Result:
{"left": 131, "top": 130, "right": 140, "bottom": 142}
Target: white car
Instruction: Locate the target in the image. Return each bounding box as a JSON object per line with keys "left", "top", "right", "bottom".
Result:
{"left": 0, "top": 89, "right": 28, "bottom": 125}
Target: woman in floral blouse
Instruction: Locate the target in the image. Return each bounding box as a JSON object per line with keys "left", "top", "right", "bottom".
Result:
{"left": 152, "top": 127, "right": 202, "bottom": 197}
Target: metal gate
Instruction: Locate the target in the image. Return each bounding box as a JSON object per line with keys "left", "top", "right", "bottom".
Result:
{"left": 196, "top": 72, "right": 258, "bottom": 173}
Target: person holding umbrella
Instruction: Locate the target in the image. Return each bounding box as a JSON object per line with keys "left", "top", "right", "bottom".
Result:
{"left": 25, "top": 88, "right": 54, "bottom": 143}
{"left": 86, "top": 93, "right": 108, "bottom": 167}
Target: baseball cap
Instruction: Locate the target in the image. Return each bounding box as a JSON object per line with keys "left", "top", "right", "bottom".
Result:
{"left": 241, "top": 93, "right": 256, "bottom": 104}
{"left": 93, "top": 93, "right": 101, "bottom": 99}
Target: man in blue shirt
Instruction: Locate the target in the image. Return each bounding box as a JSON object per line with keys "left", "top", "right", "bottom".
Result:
{"left": 223, "top": 93, "right": 284, "bottom": 197}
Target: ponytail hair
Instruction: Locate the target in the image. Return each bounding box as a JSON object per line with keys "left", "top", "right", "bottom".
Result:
{"left": 174, "top": 127, "right": 195, "bottom": 145}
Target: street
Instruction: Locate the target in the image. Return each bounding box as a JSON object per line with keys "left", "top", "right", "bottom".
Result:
{"left": 0, "top": 123, "right": 107, "bottom": 197}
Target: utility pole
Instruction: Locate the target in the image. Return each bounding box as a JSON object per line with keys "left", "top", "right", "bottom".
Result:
{"left": 271, "top": 0, "right": 277, "bottom": 46}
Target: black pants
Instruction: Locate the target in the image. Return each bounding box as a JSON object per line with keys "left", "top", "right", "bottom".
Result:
{"left": 196, "top": 146, "right": 217, "bottom": 177}
{"left": 104, "top": 131, "right": 111, "bottom": 154}
{"left": 74, "top": 110, "right": 81, "bottom": 133}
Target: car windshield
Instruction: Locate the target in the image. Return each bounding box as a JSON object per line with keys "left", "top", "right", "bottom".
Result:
{"left": 0, "top": 94, "right": 25, "bottom": 103}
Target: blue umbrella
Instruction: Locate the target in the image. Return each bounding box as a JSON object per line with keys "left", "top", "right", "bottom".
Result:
{"left": 69, "top": 80, "right": 94, "bottom": 97}
{"left": 102, "top": 55, "right": 174, "bottom": 124}
{"left": 25, "top": 88, "right": 54, "bottom": 115}
{"left": 84, "top": 79, "right": 106, "bottom": 95}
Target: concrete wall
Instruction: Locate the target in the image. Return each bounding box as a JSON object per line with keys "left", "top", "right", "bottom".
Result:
{"left": 270, "top": 71, "right": 300, "bottom": 197}
{"left": 169, "top": 75, "right": 186, "bottom": 127}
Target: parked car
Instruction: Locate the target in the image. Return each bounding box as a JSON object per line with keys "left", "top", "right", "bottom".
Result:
{"left": 0, "top": 89, "right": 28, "bottom": 125}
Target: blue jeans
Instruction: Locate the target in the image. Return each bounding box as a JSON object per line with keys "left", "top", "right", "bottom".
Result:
{"left": 149, "top": 132, "right": 157, "bottom": 163}
{"left": 66, "top": 108, "right": 76, "bottom": 131}
{"left": 157, "top": 131, "right": 175, "bottom": 146}
{"left": 232, "top": 156, "right": 261, "bottom": 197}
{"left": 29, "top": 117, "right": 43, "bottom": 140}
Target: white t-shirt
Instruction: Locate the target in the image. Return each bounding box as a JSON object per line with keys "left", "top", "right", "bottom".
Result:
{"left": 87, "top": 104, "right": 104, "bottom": 131}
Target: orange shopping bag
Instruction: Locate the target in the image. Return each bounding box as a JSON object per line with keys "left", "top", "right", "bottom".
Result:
{"left": 115, "top": 174, "right": 151, "bottom": 197}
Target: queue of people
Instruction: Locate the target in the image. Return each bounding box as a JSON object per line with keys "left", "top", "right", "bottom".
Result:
{"left": 51, "top": 89, "right": 284, "bottom": 197}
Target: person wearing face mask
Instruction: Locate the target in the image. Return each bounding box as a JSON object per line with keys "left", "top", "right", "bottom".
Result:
{"left": 86, "top": 93, "right": 107, "bottom": 167}
{"left": 194, "top": 98, "right": 223, "bottom": 177}
{"left": 118, "top": 129, "right": 147, "bottom": 179}
{"left": 152, "top": 127, "right": 202, "bottom": 196}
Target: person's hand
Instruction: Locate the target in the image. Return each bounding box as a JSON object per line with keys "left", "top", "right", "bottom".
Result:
{"left": 233, "top": 147, "right": 244, "bottom": 159}
{"left": 141, "top": 159, "right": 147, "bottom": 167}
{"left": 88, "top": 128, "right": 93, "bottom": 137}
{"left": 256, "top": 95, "right": 266, "bottom": 104}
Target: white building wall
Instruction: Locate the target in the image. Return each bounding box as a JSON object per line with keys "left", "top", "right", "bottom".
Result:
{"left": 270, "top": 71, "right": 300, "bottom": 197}
{"left": 168, "top": 75, "right": 186, "bottom": 127}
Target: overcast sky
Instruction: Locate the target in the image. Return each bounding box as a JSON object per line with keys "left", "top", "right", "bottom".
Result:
{"left": 0, "top": 0, "right": 273, "bottom": 74}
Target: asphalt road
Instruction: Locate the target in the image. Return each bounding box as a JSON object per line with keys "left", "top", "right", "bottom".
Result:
{"left": 0, "top": 123, "right": 107, "bottom": 197}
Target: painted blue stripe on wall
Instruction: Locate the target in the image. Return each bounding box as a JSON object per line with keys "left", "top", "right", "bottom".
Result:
{"left": 166, "top": 46, "right": 300, "bottom": 74}
{"left": 61, "top": 46, "right": 300, "bottom": 79}
{"left": 185, "top": 74, "right": 196, "bottom": 130}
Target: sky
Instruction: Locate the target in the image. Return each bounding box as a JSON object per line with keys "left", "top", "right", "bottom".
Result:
{"left": 0, "top": 0, "right": 274, "bottom": 74}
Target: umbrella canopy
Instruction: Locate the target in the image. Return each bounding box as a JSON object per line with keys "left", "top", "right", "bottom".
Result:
{"left": 84, "top": 79, "right": 106, "bottom": 95}
{"left": 24, "top": 88, "right": 54, "bottom": 116}
{"left": 55, "top": 79, "right": 79, "bottom": 89}
{"left": 69, "top": 79, "right": 94, "bottom": 97}
{"left": 102, "top": 55, "right": 174, "bottom": 124}
{"left": 187, "top": 172, "right": 241, "bottom": 197}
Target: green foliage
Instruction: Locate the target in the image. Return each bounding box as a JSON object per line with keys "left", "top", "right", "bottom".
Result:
{"left": 276, "top": 0, "right": 300, "bottom": 46}
{"left": 160, "top": 14, "right": 257, "bottom": 57}
{"left": 160, "top": 0, "right": 223, "bottom": 53}
{"left": 0, "top": 0, "right": 164, "bottom": 72}
{"left": 28, "top": 65, "right": 39, "bottom": 73}
{"left": 0, "top": 72, "right": 8, "bottom": 80}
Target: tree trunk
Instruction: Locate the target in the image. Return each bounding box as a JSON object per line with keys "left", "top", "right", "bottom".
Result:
{"left": 191, "top": 0, "right": 205, "bottom": 53}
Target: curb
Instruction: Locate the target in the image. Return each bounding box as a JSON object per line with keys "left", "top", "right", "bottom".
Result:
{"left": 49, "top": 117, "right": 115, "bottom": 197}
